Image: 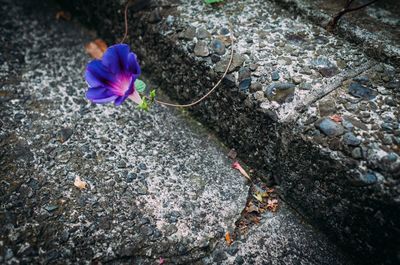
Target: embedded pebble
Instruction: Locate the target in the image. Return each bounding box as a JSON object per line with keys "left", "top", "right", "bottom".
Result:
{"left": 197, "top": 28, "right": 210, "bottom": 39}
{"left": 271, "top": 71, "right": 280, "bottom": 81}
{"left": 58, "top": 127, "right": 73, "bottom": 142}
{"left": 348, "top": 83, "right": 377, "bottom": 100}
{"left": 264, "top": 83, "right": 295, "bottom": 103}
{"left": 210, "top": 39, "right": 225, "bottom": 55}
{"left": 319, "top": 67, "right": 338, "bottom": 78}
{"left": 194, "top": 41, "right": 209, "bottom": 57}
{"left": 360, "top": 172, "right": 377, "bottom": 185}
{"left": 219, "top": 27, "right": 230, "bottom": 35}
{"left": 343, "top": 132, "right": 361, "bottom": 146}
{"left": 238, "top": 67, "right": 251, "bottom": 81}
{"left": 249, "top": 64, "right": 258, "bottom": 71}
{"left": 315, "top": 118, "right": 345, "bottom": 137}
{"left": 250, "top": 82, "right": 263, "bottom": 93}
{"left": 299, "top": 82, "right": 312, "bottom": 90}
{"left": 222, "top": 74, "right": 236, "bottom": 87}
{"left": 183, "top": 27, "right": 196, "bottom": 40}
{"left": 292, "top": 76, "right": 302, "bottom": 84}
{"left": 352, "top": 147, "right": 363, "bottom": 159}
{"left": 214, "top": 53, "right": 245, "bottom": 73}
{"left": 239, "top": 78, "right": 251, "bottom": 92}
{"left": 318, "top": 100, "right": 336, "bottom": 116}
{"left": 44, "top": 205, "right": 58, "bottom": 212}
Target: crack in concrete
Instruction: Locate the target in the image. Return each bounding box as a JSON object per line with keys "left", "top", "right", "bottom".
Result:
{"left": 284, "top": 61, "right": 374, "bottom": 123}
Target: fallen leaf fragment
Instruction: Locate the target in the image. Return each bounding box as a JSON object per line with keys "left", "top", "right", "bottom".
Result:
{"left": 217, "top": 35, "right": 232, "bottom": 47}
{"left": 330, "top": 114, "right": 342, "bottom": 122}
{"left": 55, "top": 11, "right": 71, "bottom": 21}
{"left": 249, "top": 214, "right": 260, "bottom": 224}
{"left": 239, "top": 225, "right": 248, "bottom": 234}
{"left": 245, "top": 202, "right": 259, "bottom": 213}
{"left": 85, "top": 39, "right": 108, "bottom": 59}
{"left": 204, "top": 0, "right": 225, "bottom": 4}
{"left": 232, "top": 161, "right": 251, "bottom": 181}
{"left": 225, "top": 232, "right": 233, "bottom": 246}
{"left": 267, "top": 199, "right": 279, "bottom": 212}
{"left": 266, "top": 188, "right": 274, "bottom": 194}
{"left": 227, "top": 148, "right": 237, "bottom": 160}
{"left": 74, "top": 176, "right": 87, "bottom": 190}
{"left": 253, "top": 191, "right": 263, "bottom": 202}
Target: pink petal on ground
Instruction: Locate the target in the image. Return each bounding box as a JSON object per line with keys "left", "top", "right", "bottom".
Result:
{"left": 231, "top": 161, "right": 251, "bottom": 181}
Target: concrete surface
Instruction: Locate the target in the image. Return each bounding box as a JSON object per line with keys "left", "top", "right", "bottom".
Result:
{"left": 270, "top": 0, "right": 400, "bottom": 67}
{"left": 0, "top": 0, "right": 350, "bottom": 264}
{"left": 57, "top": 0, "right": 400, "bottom": 264}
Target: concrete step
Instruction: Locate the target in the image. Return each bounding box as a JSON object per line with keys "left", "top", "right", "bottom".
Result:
{"left": 270, "top": 0, "right": 400, "bottom": 67}
{"left": 0, "top": 0, "right": 349, "bottom": 264}
{"left": 58, "top": 0, "right": 400, "bottom": 264}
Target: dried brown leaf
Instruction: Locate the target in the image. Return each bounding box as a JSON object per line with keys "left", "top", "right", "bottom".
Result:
{"left": 249, "top": 214, "right": 260, "bottom": 224}
{"left": 267, "top": 199, "right": 279, "bottom": 212}
{"left": 330, "top": 114, "right": 342, "bottom": 123}
{"left": 225, "top": 232, "right": 233, "bottom": 246}
{"left": 85, "top": 39, "right": 108, "bottom": 59}
{"left": 253, "top": 191, "right": 263, "bottom": 202}
{"left": 245, "top": 202, "right": 259, "bottom": 213}
{"left": 55, "top": 11, "right": 71, "bottom": 21}
{"left": 74, "top": 176, "right": 87, "bottom": 190}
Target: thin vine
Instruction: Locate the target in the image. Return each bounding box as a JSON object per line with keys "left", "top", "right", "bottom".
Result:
{"left": 121, "top": 0, "right": 235, "bottom": 108}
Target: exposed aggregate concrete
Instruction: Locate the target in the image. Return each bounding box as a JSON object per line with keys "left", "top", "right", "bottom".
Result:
{"left": 0, "top": 0, "right": 351, "bottom": 264}
{"left": 58, "top": 0, "right": 400, "bottom": 263}
{"left": 269, "top": 0, "right": 400, "bottom": 67}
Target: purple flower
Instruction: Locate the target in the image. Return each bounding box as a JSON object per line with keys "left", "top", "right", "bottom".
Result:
{"left": 85, "top": 44, "right": 142, "bottom": 106}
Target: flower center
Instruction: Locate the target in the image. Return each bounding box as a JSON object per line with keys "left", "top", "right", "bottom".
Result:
{"left": 120, "top": 78, "right": 131, "bottom": 94}
{"left": 113, "top": 75, "right": 132, "bottom": 96}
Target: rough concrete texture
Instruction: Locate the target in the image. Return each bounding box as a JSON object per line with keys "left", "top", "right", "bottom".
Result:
{"left": 0, "top": 0, "right": 352, "bottom": 264}
{"left": 219, "top": 207, "right": 347, "bottom": 265}
{"left": 270, "top": 0, "right": 400, "bottom": 67}
{"left": 58, "top": 0, "right": 400, "bottom": 264}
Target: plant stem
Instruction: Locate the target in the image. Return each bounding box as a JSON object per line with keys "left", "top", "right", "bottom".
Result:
{"left": 326, "top": 0, "right": 378, "bottom": 32}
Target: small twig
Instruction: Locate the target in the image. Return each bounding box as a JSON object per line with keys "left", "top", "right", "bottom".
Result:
{"left": 326, "top": 0, "right": 378, "bottom": 32}
{"left": 121, "top": 0, "right": 235, "bottom": 108}
{"left": 120, "top": 0, "right": 133, "bottom": 44}
{"left": 346, "top": 0, "right": 378, "bottom": 12}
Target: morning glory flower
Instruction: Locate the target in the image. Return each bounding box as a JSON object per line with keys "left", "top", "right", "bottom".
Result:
{"left": 85, "top": 44, "right": 142, "bottom": 106}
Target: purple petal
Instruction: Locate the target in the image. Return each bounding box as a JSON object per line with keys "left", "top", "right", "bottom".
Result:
{"left": 86, "top": 86, "right": 118, "bottom": 104}
{"left": 127, "top": 52, "right": 141, "bottom": 76}
{"left": 85, "top": 60, "right": 116, "bottom": 88}
{"left": 92, "top": 96, "right": 118, "bottom": 104}
{"left": 125, "top": 77, "right": 135, "bottom": 96}
{"left": 86, "top": 86, "right": 115, "bottom": 100}
{"left": 102, "top": 44, "right": 129, "bottom": 75}
{"left": 114, "top": 96, "right": 127, "bottom": 106}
